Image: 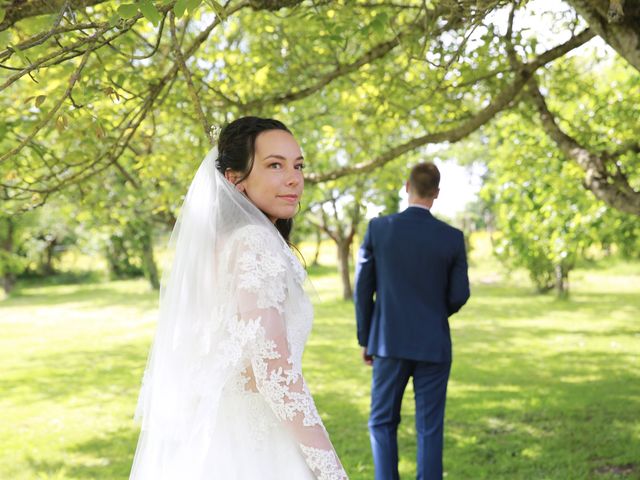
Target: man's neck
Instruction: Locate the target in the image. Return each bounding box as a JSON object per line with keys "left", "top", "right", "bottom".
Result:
{"left": 408, "top": 198, "right": 434, "bottom": 210}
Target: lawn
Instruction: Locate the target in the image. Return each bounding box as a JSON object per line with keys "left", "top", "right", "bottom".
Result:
{"left": 1, "top": 238, "right": 638, "bottom": 479}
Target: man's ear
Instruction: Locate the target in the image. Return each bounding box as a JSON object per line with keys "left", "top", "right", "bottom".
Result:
{"left": 405, "top": 181, "right": 410, "bottom": 194}
{"left": 433, "top": 188, "right": 440, "bottom": 199}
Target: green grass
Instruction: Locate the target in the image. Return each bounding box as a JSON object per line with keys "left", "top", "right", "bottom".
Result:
{"left": 1, "top": 241, "right": 639, "bottom": 479}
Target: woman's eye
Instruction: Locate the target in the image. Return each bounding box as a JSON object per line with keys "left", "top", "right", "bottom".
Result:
{"left": 295, "top": 163, "right": 305, "bottom": 170}
{"left": 269, "top": 163, "right": 282, "bottom": 169}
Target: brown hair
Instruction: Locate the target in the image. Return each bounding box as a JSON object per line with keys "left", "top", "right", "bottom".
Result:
{"left": 409, "top": 163, "right": 440, "bottom": 199}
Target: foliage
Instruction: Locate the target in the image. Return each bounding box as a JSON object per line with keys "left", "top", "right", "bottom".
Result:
{"left": 480, "top": 89, "right": 638, "bottom": 295}
{"left": 3, "top": 0, "right": 636, "bottom": 211}
{"left": 1, "top": 0, "right": 639, "bottom": 294}
{"left": 0, "top": 202, "right": 80, "bottom": 292}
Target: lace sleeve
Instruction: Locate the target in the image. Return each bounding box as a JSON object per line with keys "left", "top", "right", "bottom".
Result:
{"left": 231, "top": 226, "right": 348, "bottom": 480}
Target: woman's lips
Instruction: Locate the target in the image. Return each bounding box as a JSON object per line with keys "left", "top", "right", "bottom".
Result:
{"left": 278, "top": 195, "right": 299, "bottom": 203}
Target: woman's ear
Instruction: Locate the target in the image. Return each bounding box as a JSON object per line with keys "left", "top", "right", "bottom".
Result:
{"left": 224, "top": 169, "right": 246, "bottom": 192}
{"left": 224, "top": 168, "right": 237, "bottom": 184}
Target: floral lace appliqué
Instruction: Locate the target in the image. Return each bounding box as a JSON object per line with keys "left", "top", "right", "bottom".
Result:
{"left": 235, "top": 226, "right": 289, "bottom": 312}
{"left": 218, "top": 224, "right": 347, "bottom": 479}
{"left": 250, "top": 326, "right": 323, "bottom": 428}
{"left": 300, "top": 445, "right": 349, "bottom": 480}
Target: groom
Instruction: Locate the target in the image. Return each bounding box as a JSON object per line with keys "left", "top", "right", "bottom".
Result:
{"left": 354, "top": 162, "right": 470, "bottom": 480}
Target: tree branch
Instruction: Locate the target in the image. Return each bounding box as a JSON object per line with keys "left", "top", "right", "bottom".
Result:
{"left": 2, "top": 19, "right": 119, "bottom": 91}
{"left": 239, "top": 6, "right": 480, "bottom": 110}
{"left": 0, "top": 42, "right": 95, "bottom": 164}
{"left": 241, "top": 26, "right": 410, "bottom": 109}
{"left": 0, "top": 0, "right": 109, "bottom": 32}
{"left": 307, "top": 213, "right": 337, "bottom": 243}
{"left": 169, "top": 11, "right": 213, "bottom": 145}
{"left": 527, "top": 77, "right": 640, "bottom": 215}
{"left": 566, "top": 0, "right": 640, "bottom": 72}
{"left": 306, "top": 28, "right": 595, "bottom": 184}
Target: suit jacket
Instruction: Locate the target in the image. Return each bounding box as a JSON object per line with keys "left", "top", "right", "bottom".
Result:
{"left": 354, "top": 206, "right": 470, "bottom": 363}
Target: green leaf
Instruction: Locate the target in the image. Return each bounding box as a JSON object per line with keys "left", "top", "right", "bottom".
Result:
{"left": 74, "top": 88, "right": 87, "bottom": 104}
{"left": 371, "top": 13, "right": 388, "bottom": 34}
{"left": 138, "top": 0, "right": 162, "bottom": 26}
{"left": 0, "top": 8, "right": 6, "bottom": 24}
{"left": 35, "top": 95, "right": 46, "bottom": 108}
{"left": 0, "top": 29, "right": 10, "bottom": 51}
{"left": 186, "top": 0, "right": 202, "bottom": 13}
{"left": 56, "top": 115, "right": 68, "bottom": 132}
{"left": 9, "top": 44, "right": 30, "bottom": 66}
{"left": 117, "top": 3, "right": 139, "bottom": 19}
{"left": 174, "top": 0, "right": 188, "bottom": 17}
{"left": 108, "top": 14, "right": 121, "bottom": 27}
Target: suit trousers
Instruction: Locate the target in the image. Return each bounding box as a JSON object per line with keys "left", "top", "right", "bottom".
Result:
{"left": 368, "top": 356, "right": 451, "bottom": 480}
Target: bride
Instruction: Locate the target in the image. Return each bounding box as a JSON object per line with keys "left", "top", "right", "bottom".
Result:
{"left": 130, "top": 117, "right": 348, "bottom": 479}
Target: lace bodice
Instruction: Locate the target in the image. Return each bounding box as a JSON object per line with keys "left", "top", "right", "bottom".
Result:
{"left": 219, "top": 225, "right": 348, "bottom": 480}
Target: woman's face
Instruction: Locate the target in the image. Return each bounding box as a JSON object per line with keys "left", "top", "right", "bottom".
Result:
{"left": 234, "top": 129, "right": 305, "bottom": 223}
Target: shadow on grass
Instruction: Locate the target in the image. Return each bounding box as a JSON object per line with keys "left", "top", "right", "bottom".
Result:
{"left": 306, "top": 263, "right": 339, "bottom": 277}
{"left": 2, "top": 282, "right": 157, "bottom": 311}
{"left": 461, "top": 286, "right": 640, "bottom": 323}
{"left": 16, "top": 270, "right": 106, "bottom": 287}
{"left": 27, "top": 427, "right": 138, "bottom": 479}
{"left": 450, "top": 285, "right": 640, "bottom": 476}
{"left": 446, "top": 346, "right": 640, "bottom": 479}
{"left": 0, "top": 343, "right": 148, "bottom": 404}
{"left": 307, "top": 282, "right": 640, "bottom": 479}
{"left": 4, "top": 266, "right": 639, "bottom": 479}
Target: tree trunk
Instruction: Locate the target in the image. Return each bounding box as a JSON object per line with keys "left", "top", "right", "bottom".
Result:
{"left": 106, "top": 235, "right": 130, "bottom": 277}
{"left": 312, "top": 228, "right": 322, "bottom": 267}
{"left": 555, "top": 264, "right": 569, "bottom": 299}
{"left": 1, "top": 218, "right": 16, "bottom": 295}
{"left": 567, "top": 0, "right": 640, "bottom": 73}
{"left": 140, "top": 223, "right": 160, "bottom": 290}
{"left": 42, "top": 238, "right": 57, "bottom": 275}
{"left": 337, "top": 240, "right": 353, "bottom": 300}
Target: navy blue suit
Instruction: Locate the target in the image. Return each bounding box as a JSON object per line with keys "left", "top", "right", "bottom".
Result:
{"left": 354, "top": 206, "right": 470, "bottom": 480}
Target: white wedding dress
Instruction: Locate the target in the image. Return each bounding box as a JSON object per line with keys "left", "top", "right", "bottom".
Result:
{"left": 130, "top": 150, "right": 347, "bottom": 479}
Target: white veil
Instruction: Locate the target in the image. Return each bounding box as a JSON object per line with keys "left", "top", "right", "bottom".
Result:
{"left": 130, "top": 147, "right": 288, "bottom": 478}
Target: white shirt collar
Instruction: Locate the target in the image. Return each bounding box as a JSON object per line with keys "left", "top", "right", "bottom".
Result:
{"left": 408, "top": 203, "right": 430, "bottom": 211}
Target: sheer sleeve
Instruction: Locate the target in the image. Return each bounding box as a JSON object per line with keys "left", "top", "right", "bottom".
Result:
{"left": 230, "top": 226, "right": 348, "bottom": 480}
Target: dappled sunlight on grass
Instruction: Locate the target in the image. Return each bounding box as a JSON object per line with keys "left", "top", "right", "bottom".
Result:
{"left": 1, "top": 247, "right": 639, "bottom": 479}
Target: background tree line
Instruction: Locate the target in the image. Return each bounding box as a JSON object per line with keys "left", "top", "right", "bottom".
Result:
{"left": 1, "top": 0, "right": 638, "bottom": 298}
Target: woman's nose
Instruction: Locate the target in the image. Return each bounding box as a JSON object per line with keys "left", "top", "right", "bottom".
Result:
{"left": 286, "top": 168, "right": 302, "bottom": 186}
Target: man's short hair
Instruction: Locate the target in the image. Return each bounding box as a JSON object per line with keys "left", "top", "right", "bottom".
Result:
{"left": 409, "top": 163, "right": 440, "bottom": 199}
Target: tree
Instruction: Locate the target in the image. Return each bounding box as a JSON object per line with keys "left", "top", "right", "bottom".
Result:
{"left": 1, "top": 1, "right": 638, "bottom": 298}
{"left": 3, "top": 0, "right": 637, "bottom": 214}
{"left": 0, "top": 211, "right": 27, "bottom": 294}
{"left": 481, "top": 96, "right": 637, "bottom": 297}
{"left": 565, "top": 0, "right": 640, "bottom": 72}
{"left": 302, "top": 150, "right": 409, "bottom": 300}
{"left": 307, "top": 184, "right": 363, "bottom": 300}
{"left": 20, "top": 200, "right": 78, "bottom": 275}
{"left": 0, "top": 196, "right": 79, "bottom": 292}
